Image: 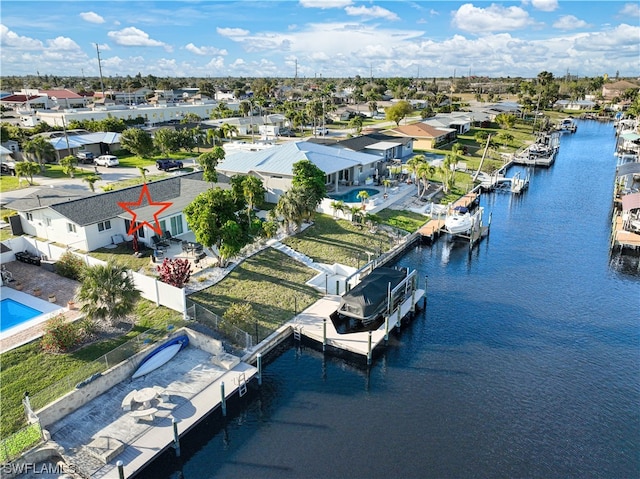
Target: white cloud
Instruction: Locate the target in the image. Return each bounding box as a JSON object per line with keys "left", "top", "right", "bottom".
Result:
{"left": 185, "top": 43, "right": 227, "bottom": 56}
{"left": 0, "top": 24, "right": 43, "bottom": 49}
{"left": 79, "top": 12, "right": 105, "bottom": 24}
{"left": 344, "top": 5, "right": 400, "bottom": 21}
{"left": 216, "top": 27, "right": 250, "bottom": 38}
{"left": 553, "top": 15, "right": 589, "bottom": 31}
{"left": 299, "top": 0, "right": 352, "bottom": 8}
{"left": 531, "top": 0, "right": 558, "bottom": 12}
{"left": 619, "top": 3, "right": 640, "bottom": 17}
{"left": 451, "top": 4, "right": 536, "bottom": 34}
{"left": 107, "top": 27, "right": 169, "bottom": 50}
{"left": 46, "top": 36, "right": 82, "bottom": 51}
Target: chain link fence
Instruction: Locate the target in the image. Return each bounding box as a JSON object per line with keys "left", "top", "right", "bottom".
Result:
{"left": 0, "top": 421, "right": 43, "bottom": 463}
{"left": 186, "top": 299, "right": 254, "bottom": 351}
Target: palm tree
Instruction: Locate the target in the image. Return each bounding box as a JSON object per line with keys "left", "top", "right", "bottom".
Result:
{"left": 275, "top": 188, "right": 307, "bottom": 233}
{"left": 83, "top": 174, "right": 101, "bottom": 192}
{"left": 23, "top": 136, "right": 56, "bottom": 172}
{"left": 137, "top": 166, "right": 149, "bottom": 183}
{"left": 406, "top": 155, "right": 426, "bottom": 195}
{"left": 356, "top": 190, "right": 370, "bottom": 209}
{"left": 242, "top": 175, "right": 265, "bottom": 223}
{"left": 221, "top": 123, "right": 238, "bottom": 140}
{"left": 440, "top": 153, "right": 457, "bottom": 194}
{"left": 349, "top": 205, "right": 363, "bottom": 225}
{"left": 77, "top": 259, "right": 141, "bottom": 327}
{"left": 330, "top": 200, "right": 346, "bottom": 218}
{"left": 416, "top": 162, "right": 436, "bottom": 198}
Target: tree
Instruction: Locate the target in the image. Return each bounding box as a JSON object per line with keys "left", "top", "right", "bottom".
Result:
{"left": 349, "top": 115, "right": 363, "bottom": 135}
{"left": 242, "top": 175, "right": 266, "bottom": 223}
{"left": 274, "top": 187, "right": 309, "bottom": 233}
{"left": 330, "top": 200, "right": 346, "bottom": 218}
{"left": 83, "top": 174, "right": 101, "bottom": 192}
{"left": 292, "top": 159, "right": 327, "bottom": 215}
{"left": 23, "top": 136, "right": 56, "bottom": 171}
{"left": 440, "top": 153, "right": 457, "bottom": 194}
{"left": 137, "top": 166, "right": 149, "bottom": 183}
{"left": 416, "top": 162, "right": 436, "bottom": 198}
{"left": 153, "top": 128, "right": 182, "bottom": 155}
{"left": 495, "top": 113, "right": 516, "bottom": 129}
{"left": 223, "top": 302, "right": 257, "bottom": 339}
{"left": 406, "top": 155, "right": 426, "bottom": 195}
{"left": 386, "top": 100, "right": 412, "bottom": 126}
{"left": 77, "top": 260, "right": 141, "bottom": 326}
{"left": 120, "top": 128, "right": 155, "bottom": 158}
{"left": 157, "top": 258, "right": 192, "bottom": 288}
{"left": 356, "top": 190, "right": 370, "bottom": 208}
{"left": 14, "top": 161, "right": 40, "bottom": 185}
{"left": 197, "top": 147, "right": 225, "bottom": 183}
{"left": 60, "top": 155, "right": 78, "bottom": 178}
{"left": 221, "top": 122, "right": 238, "bottom": 140}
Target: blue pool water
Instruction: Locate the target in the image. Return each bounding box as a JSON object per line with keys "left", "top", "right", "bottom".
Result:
{"left": 0, "top": 298, "right": 43, "bottom": 332}
{"left": 139, "top": 120, "right": 639, "bottom": 479}
{"left": 328, "top": 187, "right": 380, "bottom": 203}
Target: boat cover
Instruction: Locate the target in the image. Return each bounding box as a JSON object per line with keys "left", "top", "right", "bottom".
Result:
{"left": 338, "top": 267, "right": 407, "bottom": 319}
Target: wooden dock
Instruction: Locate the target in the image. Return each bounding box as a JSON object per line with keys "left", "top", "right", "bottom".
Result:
{"left": 293, "top": 292, "right": 425, "bottom": 359}
{"left": 418, "top": 219, "right": 445, "bottom": 241}
{"left": 611, "top": 215, "right": 640, "bottom": 251}
{"left": 452, "top": 192, "right": 479, "bottom": 210}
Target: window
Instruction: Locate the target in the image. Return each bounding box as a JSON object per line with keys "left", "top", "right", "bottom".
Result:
{"left": 26, "top": 212, "right": 33, "bottom": 221}
{"left": 67, "top": 223, "right": 77, "bottom": 233}
{"left": 97, "top": 220, "right": 112, "bottom": 232}
{"left": 45, "top": 217, "right": 52, "bottom": 227}
{"left": 170, "top": 215, "right": 183, "bottom": 236}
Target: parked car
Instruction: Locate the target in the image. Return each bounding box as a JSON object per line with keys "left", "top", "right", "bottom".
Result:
{"left": 156, "top": 159, "right": 184, "bottom": 171}
{"left": 313, "top": 127, "right": 329, "bottom": 136}
{"left": 76, "top": 151, "right": 94, "bottom": 163}
{"left": 0, "top": 160, "right": 16, "bottom": 176}
{"left": 94, "top": 155, "right": 119, "bottom": 167}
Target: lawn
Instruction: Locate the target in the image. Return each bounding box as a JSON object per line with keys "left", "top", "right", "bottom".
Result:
{"left": 376, "top": 209, "right": 430, "bottom": 233}
{"left": 91, "top": 243, "right": 157, "bottom": 274}
{"left": 189, "top": 248, "right": 322, "bottom": 339}
{"left": 0, "top": 300, "right": 186, "bottom": 438}
{"left": 283, "top": 214, "right": 397, "bottom": 268}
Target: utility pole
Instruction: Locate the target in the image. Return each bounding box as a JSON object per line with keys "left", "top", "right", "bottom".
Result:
{"left": 96, "top": 43, "right": 105, "bottom": 99}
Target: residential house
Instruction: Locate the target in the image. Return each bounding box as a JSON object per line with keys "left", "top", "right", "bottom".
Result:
{"left": 216, "top": 141, "right": 382, "bottom": 203}
{"left": 43, "top": 130, "right": 122, "bottom": 160}
{"left": 386, "top": 122, "right": 454, "bottom": 150}
{"left": 4, "top": 171, "right": 229, "bottom": 252}
{"left": 311, "top": 133, "right": 414, "bottom": 161}
{"left": 553, "top": 99, "right": 597, "bottom": 111}
{"left": 602, "top": 80, "right": 639, "bottom": 100}
{"left": 422, "top": 113, "right": 476, "bottom": 134}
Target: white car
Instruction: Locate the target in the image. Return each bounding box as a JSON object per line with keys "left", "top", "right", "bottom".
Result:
{"left": 313, "top": 127, "right": 329, "bottom": 136}
{"left": 95, "top": 155, "right": 119, "bottom": 167}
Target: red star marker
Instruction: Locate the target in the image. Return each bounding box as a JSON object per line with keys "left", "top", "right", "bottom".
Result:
{"left": 118, "top": 183, "right": 172, "bottom": 236}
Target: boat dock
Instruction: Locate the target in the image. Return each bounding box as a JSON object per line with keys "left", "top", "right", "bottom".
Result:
{"left": 611, "top": 215, "right": 640, "bottom": 252}
{"left": 292, "top": 290, "right": 425, "bottom": 361}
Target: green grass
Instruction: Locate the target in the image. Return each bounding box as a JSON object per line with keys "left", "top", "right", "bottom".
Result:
{"left": 0, "top": 300, "right": 186, "bottom": 438}
{"left": 376, "top": 209, "right": 429, "bottom": 233}
{"left": 283, "top": 214, "right": 396, "bottom": 267}
{"left": 0, "top": 423, "right": 42, "bottom": 462}
{"left": 190, "top": 248, "right": 322, "bottom": 339}
{"left": 90, "top": 244, "right": 156, "bottom": 274}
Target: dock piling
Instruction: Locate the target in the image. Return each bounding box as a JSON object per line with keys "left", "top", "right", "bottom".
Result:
{"left": 117, "top": 461, "right": 125, "bottom": 479}
{"left": 257, "top": 353, "right": 262, "bottom": 386}
{"left": 322, "top": 318, "right": 327, "bottom": 352}
{"left": 172, "top": 419, "right": 181, "bottom": 457}
{"left": 367, "top": 331, "right": 372, "bottom": 365}
{"left": 220, "top": 382, "right": 226, "bottom": 417}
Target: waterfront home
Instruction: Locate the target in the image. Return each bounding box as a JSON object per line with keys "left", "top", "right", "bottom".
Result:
{"left": 386, "top": 122, "right": 454, "bottom": 150}
{"left": 309, "top": 132, "right": 414, "bottom": 161}
{"left": 4, "top": 171, "right": 231, "bottom": 252}
{"left": 216, "top": 141, "right": 382, "bottom": 203}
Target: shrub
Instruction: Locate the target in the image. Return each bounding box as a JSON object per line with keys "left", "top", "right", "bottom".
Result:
{"left": 55, "top": 251, "right": 86, "bottom": 280}
{"left": 41, "top": 314, "right": 85, "bottom": 353}
{"left": 157, "top": 258, "right": 192, "bottom": 288}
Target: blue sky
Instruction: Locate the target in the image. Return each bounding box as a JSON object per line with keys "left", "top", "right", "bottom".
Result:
{"left": 1, "top": 1, "right": 638, "bottom": 79}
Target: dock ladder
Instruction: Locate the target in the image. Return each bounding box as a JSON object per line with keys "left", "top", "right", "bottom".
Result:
{"left": 237, "top": 373, "right": 247, "bottom": 397}
{"left": 293, "top": 325, "right": 302, "bottom": 342}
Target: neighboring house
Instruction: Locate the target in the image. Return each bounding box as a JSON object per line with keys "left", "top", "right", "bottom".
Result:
{"left": 553, "top": 99, "right": 596, "bottom": 111}
{"left": 37, "top": 130, "right": 122, "bottom": 160}
{"left": 217, "top": 141, "right": 383, "bottom": 203}
{"left": 39, "top": 89, "right": 89, "bottom": 109}
{"left": 0, "top": 94, "right": 47, "bottom": 112}
{"left": 602, "top": 81, "right": 639, "bottom": 100}
{"left": 204, "top": 114, "right": 287, "bottom": 136}
{"left": 423, "top": 113, "right": 475, "bottom": 134}
{"left": 4, "top": 171, "right": 230, "bottom": 252}
{"left": 386, "top": 122, "right": 454, "bottom": 150}
{"left": 312, "top": 132, "right": 414, "bottom": 161}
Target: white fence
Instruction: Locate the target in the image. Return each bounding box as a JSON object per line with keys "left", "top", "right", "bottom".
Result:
{"left": 3, "top": 236, "right": 186, "bottom": 315}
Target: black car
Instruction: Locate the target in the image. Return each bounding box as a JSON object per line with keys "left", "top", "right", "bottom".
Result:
{"left": 156, "top": 159, "right": 184, "bottom": 171}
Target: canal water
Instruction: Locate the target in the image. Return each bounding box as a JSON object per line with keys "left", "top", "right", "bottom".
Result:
{"left": 138, "top": 120, "right": 639, "bottom": 479}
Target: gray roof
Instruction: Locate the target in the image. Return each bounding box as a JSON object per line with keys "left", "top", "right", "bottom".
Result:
{"left": 332, "top": 133, "right": 412, "bottom": 152}
{"left": 5, "top": 171, "right": 230, "bottom": 226}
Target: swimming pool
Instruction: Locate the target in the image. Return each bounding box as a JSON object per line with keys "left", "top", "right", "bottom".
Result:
{"left": 328, "top": 187, "right": 380, "bottom": 203}
{"left": 1, "top": 298, "right": 43, "bottom": 332}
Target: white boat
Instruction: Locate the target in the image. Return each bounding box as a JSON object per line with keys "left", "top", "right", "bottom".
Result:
{"left": 445, "top": 207, "right": 473, "bottom": 234}
{"left": 558, "top": 118, "right": 577, "bottom": 133}
{"left": 132, "top": 335, "right": 188, "bottom": 379}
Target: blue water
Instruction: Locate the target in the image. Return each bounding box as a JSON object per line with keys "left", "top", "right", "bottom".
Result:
{"left": 0, "top": 298, "right": 43, "bottom": 332}
{"left": 328, "top": 187, "right": 380, "bottom": 203}
{"left": 139, "top": 120, "right": 639, "bottom": 479}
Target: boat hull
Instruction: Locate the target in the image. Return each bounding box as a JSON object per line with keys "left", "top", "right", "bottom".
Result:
{"left": 132, "top": 335, "right": 189, "bottom": 379}
{"left": 445, "top": 214, "right": 472, "bottom": 234}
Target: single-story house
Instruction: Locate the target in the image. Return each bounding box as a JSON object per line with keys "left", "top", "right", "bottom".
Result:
{"left": 422, "top": 113, "right": 476, "bottom": 134}
{"left": 203, "top": 113, "right": 288, "bottom": 136}
{"left": 41, "top": 131, "right": 122, "bottom": 160}
{"left": 4, "top": 171, "right": 230, "bottom": 252}
{"left": 216, "top": 141, "right": 383, "bottom": 203}
{"left": 386, "top": 122, "right": 454, "bottom": 150}
{"left": 313, "top": 133, "right": 414, "bottom": 161}
{"left": 553, "top": 99, "right": 596, "bottom": 111}
{"left": 602, "top": 81, "right": 639, "bottom": 100}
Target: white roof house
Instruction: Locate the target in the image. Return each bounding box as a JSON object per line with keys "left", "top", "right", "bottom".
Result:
{"left": 217, "top": 141, "right": 383, "bottom": 203}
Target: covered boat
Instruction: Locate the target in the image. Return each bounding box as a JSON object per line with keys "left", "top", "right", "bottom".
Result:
{"left": 330, "top": 267, "right": 407, "bottom": 334}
